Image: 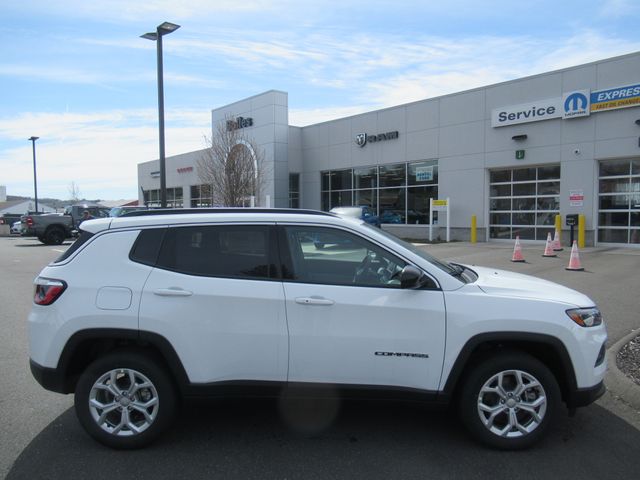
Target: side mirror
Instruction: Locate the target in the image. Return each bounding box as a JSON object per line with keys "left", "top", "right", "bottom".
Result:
{"left": 400, "top": 265, "right": 426, "bottom": 289}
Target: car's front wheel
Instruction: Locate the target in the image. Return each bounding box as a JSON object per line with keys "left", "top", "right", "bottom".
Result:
{"left": 74, "top": 351, "right": 177, "bottom": 449}
{"left": 459, "top": 351, "right": 560, "bottom": 450}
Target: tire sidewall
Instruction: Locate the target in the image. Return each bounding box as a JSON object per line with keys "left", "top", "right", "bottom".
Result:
{"left": 459, "top": 352, "right": 561, "bottom": 450}
{"left": 74, "top": 351, "right": 177, "bottom": 449}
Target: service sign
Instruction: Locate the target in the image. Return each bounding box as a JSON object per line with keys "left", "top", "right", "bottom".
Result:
{"left": 491, "top": 98, "right": 561, "bottom": 127}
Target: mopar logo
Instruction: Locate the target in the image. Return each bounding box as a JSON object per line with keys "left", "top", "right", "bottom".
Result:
{"left": 562, "top": 90, "right": 590, "bottom": 119}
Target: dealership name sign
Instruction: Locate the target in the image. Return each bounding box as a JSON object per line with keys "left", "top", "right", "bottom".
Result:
{"left": 492, "top": 83, "right": 640, "bottom": 127}
{"left": 226, "top": 116, "right": 253, "bottom": 131}
{"left": 355, "top": 131, "right": 399, "bottom": 147}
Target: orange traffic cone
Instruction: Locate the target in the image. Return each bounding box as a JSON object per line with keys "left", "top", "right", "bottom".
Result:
{"left": 552, "top": 229, "right": 563, "bottom": 251}
{"left": 511, "top": 236, "right": 525, "bottom": 262}
{"left": 566, "top": 241, "right": 584, "bottom": 271}
{"left": 542, "top": 232, "right": 557, "bottom": 257}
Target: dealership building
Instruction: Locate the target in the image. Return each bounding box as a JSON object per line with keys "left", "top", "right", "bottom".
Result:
{"left": 138, "top": 51, "right": 640, "bottom": 246}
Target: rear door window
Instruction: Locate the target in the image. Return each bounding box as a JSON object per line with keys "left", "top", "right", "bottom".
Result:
{"left": 156, "top": 225, "right": 278, "bottom": 280}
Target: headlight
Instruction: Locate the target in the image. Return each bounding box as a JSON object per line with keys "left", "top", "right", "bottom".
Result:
{"left": 566, "top": 307, "right": 602, "bottom": 327}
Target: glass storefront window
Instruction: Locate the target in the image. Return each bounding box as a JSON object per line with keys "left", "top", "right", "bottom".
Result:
{"left": 354, "top": 167, "right": 377, "bottom": 189}
{"left": 321, "top": 172, "right": 330, "bottom": 191}
{"left": 379, "top": 164, "right": 406, "bottom": 187}
{"left": 320, "top": 160, "right": 438, "bottom": 224}
{"left": 289, "top": 173, "right": 300, "bottom": 208}
{"left": 330, "top": 169, "right": 352, "bottom": 190}
{"left": 379, "top": 188, "right": 405, "bottom": 223}
{"left": 408, "top": 161, "right": 438, "bottom": 186}
{"left": 407, "top": 186, "right": 435, "bottom": 224}
{"left": 354, "top": 190, "right": 377, "bottom": 210}
{"left": 330, "top": 190, "right": 353, "bottom": 208}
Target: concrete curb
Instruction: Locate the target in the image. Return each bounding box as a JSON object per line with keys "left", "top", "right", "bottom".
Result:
{"left": 605, "top": 329, "right": 640, "bottom": 411}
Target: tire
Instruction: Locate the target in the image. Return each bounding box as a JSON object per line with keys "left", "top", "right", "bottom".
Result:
{"left": 458, "top": 351, "right": 561, "bottom": 450}
{"left": 74, "top": 351, "right": 177, "bottom": 449}
{"left": 45, "top": 226, "right": 65, "bottom": 245}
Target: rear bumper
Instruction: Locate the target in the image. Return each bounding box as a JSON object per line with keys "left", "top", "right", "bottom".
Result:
{"left": 30, "top": 359, "right": 69, "bottom": 394}
{"left": 567, "top": 381, "right": 606, "bottom": 408}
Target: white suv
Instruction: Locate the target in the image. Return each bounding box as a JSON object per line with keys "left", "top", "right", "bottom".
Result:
{"left": 28, "top": 209, "right": 607, "bottom": 449}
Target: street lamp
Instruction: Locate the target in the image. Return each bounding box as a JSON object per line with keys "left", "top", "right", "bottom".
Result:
{"left": 141, "top": 21, "right": 180, "bottom": 209}
{"left": 28, "top": 136, "right": 39, "bottom": 213}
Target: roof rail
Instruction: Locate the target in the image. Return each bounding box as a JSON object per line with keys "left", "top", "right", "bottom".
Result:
{"left": 120, "top": 207, "right": 334, "bottom": 218}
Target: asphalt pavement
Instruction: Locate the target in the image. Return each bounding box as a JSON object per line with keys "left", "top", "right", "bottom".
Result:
{"left": 1, "top": 236, "right": 639, "bottom": 479}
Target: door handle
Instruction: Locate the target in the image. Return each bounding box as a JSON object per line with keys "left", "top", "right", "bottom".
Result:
{"left": 295, "top": 296, "right": 334, "bottom": 306}
{"left": 153, "top": 288, "right": 193, "bottom": 297}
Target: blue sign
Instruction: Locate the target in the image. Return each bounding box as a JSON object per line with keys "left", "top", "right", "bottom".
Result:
{"left": 562, "top": 90, "right": 590, "bottom": 118}
{"left": 591, "top": 83, "right": 640, "bottom": 112}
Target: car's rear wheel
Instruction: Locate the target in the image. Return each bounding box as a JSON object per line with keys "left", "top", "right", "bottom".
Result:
{"left": 459, "top": 351, "right": 560, "bottom": 450}
{"left": 74, "top": 351, "right": 177, "bottom": 449}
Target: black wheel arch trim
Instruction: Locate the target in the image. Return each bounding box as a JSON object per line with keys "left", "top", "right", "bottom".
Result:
{"left": 43, "top": 328, "right": 190, "bottom": 394}
{"left": 440, "top": 331, "right": 579, "bottom": 404}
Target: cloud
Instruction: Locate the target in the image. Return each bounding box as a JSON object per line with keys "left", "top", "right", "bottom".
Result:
{"left": 0, "top": 109, "right": 211, "bottom": 199}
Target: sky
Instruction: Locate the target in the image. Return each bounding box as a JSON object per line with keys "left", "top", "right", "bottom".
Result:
{"left": 1, "top": 0, "right": 639, "bottom": 201}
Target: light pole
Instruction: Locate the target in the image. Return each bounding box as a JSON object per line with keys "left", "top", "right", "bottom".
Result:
{"left": 141, "top": 21, "right": 180, "bottom": 209}
{"left": 28, "top": 136, "right": 39, "bottom": 213}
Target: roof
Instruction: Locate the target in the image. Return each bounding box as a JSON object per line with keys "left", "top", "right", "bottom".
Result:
{"left": 80, "top": 208, "right": 340, "bottom": 234}
{"left": 0, "top": 199, "right": 56, "bottom": 215}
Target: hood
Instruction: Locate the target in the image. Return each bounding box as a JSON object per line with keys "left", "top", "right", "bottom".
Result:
{"left": 469, "top": 265, "right": 594, "bottom": 307}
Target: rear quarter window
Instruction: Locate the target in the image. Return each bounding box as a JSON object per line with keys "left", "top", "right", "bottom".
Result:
{"left": 129, "top": 228, "right": 167, "bottom": 266}
{"left": 53, "top": 231, "right": 94, "bottom": 263}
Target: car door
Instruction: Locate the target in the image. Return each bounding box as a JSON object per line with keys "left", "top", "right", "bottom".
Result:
{"left": 139, "top": 224, "right": 288, "bottom": 384}
{"left": 279, "top": 224, "right": 446, "bottom": 392}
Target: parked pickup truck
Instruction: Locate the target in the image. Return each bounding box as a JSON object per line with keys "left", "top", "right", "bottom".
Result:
{"left": 21, "top": 213, "right": 74, "bottom": 245}
{"left": 22, "top": 204, "right": 111, "bottom": 245}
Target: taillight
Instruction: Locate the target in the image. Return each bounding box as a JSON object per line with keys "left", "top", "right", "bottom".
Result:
{"left": 26, "top": 216, "right": 34, "bottom": 227}
{"left": 34, "top": 277, "right": 67, "bottom": 305}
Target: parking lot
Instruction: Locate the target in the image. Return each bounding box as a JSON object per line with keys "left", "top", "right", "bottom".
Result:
{"left": 1, "top": 235, "right": 640, "bottom": 479}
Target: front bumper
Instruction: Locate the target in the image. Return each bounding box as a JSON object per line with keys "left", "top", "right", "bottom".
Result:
{"left": 567, "top": 380, "right": 606, "bottom": 408}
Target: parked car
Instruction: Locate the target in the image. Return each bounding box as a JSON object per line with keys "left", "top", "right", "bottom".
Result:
{"left": 28, "top": 208, "right": 606, "bottom": 450}
{"left": 380, "top": 210, "right": 403, "bottom": 224}
{"left": 10, "top": 220, "right": 22, "bottom": 235}
{"left": 330, "top": 206, "right": 380, "bottom": 227}
{"left": 108, "top": 206, "right": 147, "bottom": 217}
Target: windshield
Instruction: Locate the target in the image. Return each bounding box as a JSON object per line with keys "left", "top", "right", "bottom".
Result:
{"left": 362, "top": 224, "right": 458, "bottom": 276}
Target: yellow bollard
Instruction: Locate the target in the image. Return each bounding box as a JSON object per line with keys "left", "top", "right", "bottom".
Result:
{"left": 578, "top": 214, "right": 585, "bottom": 248}
{"left": 471, "top": 215, "right": 477, "bottom": 243}
{"left": 555, "top": 214, "right": 562, "bottom": 244}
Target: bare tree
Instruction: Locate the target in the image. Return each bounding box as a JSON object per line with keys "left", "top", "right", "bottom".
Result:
{"left": 68, "top": 181, "right": 82, "bottom": 202}
{"left": 197, "top": 115, "right": 267, "bottom": 207}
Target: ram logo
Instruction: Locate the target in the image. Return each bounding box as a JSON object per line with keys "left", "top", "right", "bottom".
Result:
{"left": 355, "top": 133, "right": 367, "bottom": 147}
